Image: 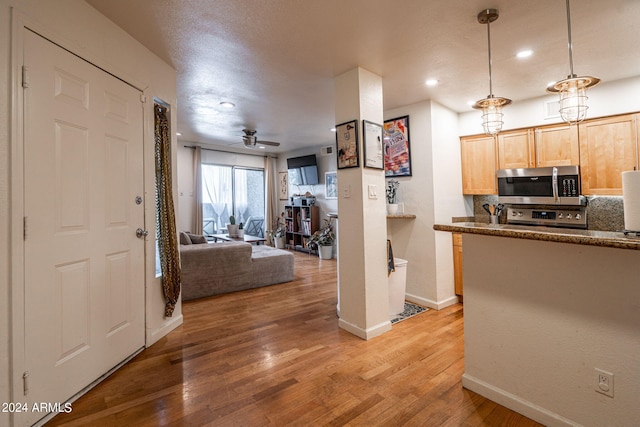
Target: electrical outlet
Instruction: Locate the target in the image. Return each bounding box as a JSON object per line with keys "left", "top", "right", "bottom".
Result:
{"left": 595, "top": 368, "right": 614, "bottom": 398}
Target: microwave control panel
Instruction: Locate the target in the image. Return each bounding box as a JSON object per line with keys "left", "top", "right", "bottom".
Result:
{"left": 559, "top": 176, "right": 579, "bottom": 197}
{"left": 507, "top": 207, "right": 587, "bottom": 229}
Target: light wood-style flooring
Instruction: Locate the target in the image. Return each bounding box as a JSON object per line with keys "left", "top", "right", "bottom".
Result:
{"left": 46, "top": 252, "right": 543, "bottom": 426}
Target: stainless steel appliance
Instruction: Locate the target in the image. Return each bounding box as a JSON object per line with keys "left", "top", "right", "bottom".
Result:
{"left": 498, "top": 166, "right": 585, "bottom": 206}
{"left": 506, "top": 207, "right": 587, "bottom": 229}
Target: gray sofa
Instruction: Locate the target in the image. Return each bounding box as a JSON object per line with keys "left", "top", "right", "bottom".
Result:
{"left": 179, "top": 238, "right": 294, "bottom": 301}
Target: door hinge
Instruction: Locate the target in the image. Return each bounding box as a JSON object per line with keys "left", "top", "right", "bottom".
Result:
{"left": 23, "top": 216, "right": 27, "bottom": 240}
{"left": 140, "top": 93, "right": 147, "bottom": 103}
{"left": 23, "top": 371, "right": 29, "bottom": 395}
{"left": 22, "top": 65, "right": 29, "bottom": 88}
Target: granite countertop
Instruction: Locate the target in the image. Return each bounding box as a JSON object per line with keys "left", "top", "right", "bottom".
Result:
{"left": 434, "top": 222, "right": 640, "bottom": 251}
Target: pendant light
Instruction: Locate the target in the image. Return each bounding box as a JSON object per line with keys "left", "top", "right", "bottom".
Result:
{"left": 473, "top": 9, "right": 511, "bottom": 136}
{"left": 546, "top": 0, "right": 600, "bottom": 124}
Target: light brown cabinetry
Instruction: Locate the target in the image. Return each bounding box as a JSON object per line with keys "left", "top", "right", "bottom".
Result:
{"left": 497, "top": 124, "right": 579, "bottom": 170}
{"left": 460, "top": 135, "right": 497, "bottom": 195}
{"left": 498, "top": 129, "right": 534, "bottom": 169}
{"left": 534, "top": 124, "right": 580, "bottom": 167}
{"left": 452, "top": 233, "right": 463, "bottom": 299}
{"left": 578, "top": 113, "right": 640, "bottom": 195}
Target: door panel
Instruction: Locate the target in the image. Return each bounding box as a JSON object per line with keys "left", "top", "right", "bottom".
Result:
{"left": 23, "top": 30, "right": 145, "bottom": 425}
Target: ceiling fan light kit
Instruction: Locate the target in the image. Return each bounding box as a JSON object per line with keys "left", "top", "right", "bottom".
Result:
{"left": 472, "top": 8, "right": 511, "bottom": 136}
{"left": 546, "top": 0, "right": 600, "bottom": 124}
{"left": 241, "top": 129, "right": 281, "bottom": 148}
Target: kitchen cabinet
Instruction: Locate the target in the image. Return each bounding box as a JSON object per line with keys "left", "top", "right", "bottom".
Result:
{"left": 460, "top": 134, "right": 497, "bottom": 195}
{"left": 452, "top": 233, "right": 463, "bottom": 299}
{"left": 534, "top": 123, "right": 580, "bottom": 167}
{"left": 579, "top": 113, "right": 640, "bottom": 195}
{"left": 496, "top": 124, "right": 579, "bottom": 170}
{"left": 498, "top": 129, "right": 534, "bottom": 169}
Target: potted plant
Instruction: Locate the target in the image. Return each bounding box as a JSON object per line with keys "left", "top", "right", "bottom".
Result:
{"left": 386, "top": 179, "right": 400, "bottom": 215}
{"left": 308, "top": 219, "right": 335, "bottom": 259}
{"left": 227, "top": 215, "right": 239, "bottom": 237}
{"left": 267, "top": 213, "right": 286, "bottom": 248}
{"left": 237, "top": 222, "right": 244, "bottom": 238}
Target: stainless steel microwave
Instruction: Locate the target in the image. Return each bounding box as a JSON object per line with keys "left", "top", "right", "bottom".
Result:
{"left": 497, "top": 166, "right": 586, "bottom": 205}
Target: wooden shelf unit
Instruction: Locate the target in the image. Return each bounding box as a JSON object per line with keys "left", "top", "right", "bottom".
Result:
{"left": 284, "top": 205, "right": 319, "bottom": 252}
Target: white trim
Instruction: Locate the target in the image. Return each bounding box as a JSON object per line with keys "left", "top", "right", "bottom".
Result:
{"left": 405, "top": 293, "right": 459, "bottom": 310}
{"left": 461, "top": 374, "right": 581, "bottom": 427}
{"left": 147, "top": 314, "right": 183, "bottom": 346}
{"left": 338, "top": 318, "right": 392, "bottom": 340}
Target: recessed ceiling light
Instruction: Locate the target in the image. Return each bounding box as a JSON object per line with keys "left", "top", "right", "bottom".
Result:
{"left": 517, "top": 50, "right": 533, "bottom": 59}
{"left": 330, "top": 128, "right": 336, "bottom": 132}
{"left": 219, "top": 101, "right": 235, "bottom": 108}
{"left": 425, "top": 79, "right": 439, "bottom": 86}
{"left": 258, "top": 146, "right": 266, "bottom": 149}
{"left": 466, "top": 100, "right": 475, "bottom": 106}
{"left": 176, "top": 132, "right": 182, "bottom": 136}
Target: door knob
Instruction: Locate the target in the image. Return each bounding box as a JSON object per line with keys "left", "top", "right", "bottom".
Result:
{"left": 136, "top": 228, "right": 149, "bottom": 238}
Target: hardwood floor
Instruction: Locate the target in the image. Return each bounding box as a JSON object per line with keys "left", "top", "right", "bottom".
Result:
{"left": 46, "top": 252, "right": 543, "bottom": 426}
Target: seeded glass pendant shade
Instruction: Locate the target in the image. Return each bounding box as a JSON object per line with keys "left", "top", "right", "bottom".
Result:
{"left": 473, "top": 9, "right": 511, "bottom": 136}
{"left": 546, "top": 0, "right": 600, "bottom": 124}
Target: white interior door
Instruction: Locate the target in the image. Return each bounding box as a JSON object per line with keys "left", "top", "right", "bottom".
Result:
{"left": 22, "top": 29, "right": 145, "bottom": 425}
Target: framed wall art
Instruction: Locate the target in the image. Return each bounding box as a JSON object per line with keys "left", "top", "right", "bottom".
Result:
{"left": 335, "top": 120, "right": 359, "bottom": 169}
{"left": 362, "top": 120, "right": 384, "bottom": 170}
{"left": 325, "top": 171, "right": 337, "bottom": 199}
{"left": 383, "top": 115, "right": 412, "bottom": 177}
{"left": 278, "top": 171, "right": 288, "bottom": 200}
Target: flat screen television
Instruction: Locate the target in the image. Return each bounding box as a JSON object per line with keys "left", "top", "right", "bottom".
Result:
{"left": 287, "top": 154, "right": 319, "bottom": 185}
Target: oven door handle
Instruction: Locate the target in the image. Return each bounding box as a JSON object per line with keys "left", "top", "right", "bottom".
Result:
{"left": 552, "top": 167, "right": 559, "bottom": 202}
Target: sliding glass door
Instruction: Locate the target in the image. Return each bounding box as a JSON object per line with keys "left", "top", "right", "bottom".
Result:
{"left": 201, "top": 164, "right": 265, "bottom": 236}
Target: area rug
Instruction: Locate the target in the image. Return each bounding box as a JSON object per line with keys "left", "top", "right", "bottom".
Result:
{"left": 390, "top": 302, "right": 428, "bottom": 324}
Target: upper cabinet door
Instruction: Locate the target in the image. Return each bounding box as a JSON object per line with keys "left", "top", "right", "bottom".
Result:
{"left": 534, "top": 124, "right": 580, "bottom": 167}
{"left": 579, "top": 114, "right": 639, "bottom": 195}
{"left": 498, "top": 129, "right": 534, "bottom": 169}
{"left": 460, "top": 135, "right": 497, "bottom": 195}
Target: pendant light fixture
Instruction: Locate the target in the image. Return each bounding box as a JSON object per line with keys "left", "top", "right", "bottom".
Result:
{"left": 473, "top": 9, "right": 511, "bottom": 136}
{"left": 546, "top": 0, "right": 600, "bottom": 124}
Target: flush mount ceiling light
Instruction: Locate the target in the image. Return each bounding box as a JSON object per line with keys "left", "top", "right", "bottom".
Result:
{"left": 472, "top": 9, "right": 511, "bottom": 136}
{"left": 546, "top": 0, "right": 600, "bottom": 124}
{"left": 219, "top": 101, "right": 235, "bottom": 108}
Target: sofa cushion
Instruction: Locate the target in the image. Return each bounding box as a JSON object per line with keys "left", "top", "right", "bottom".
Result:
{"left": 179, "top": 231, "right": 192, "bottom": 245}
{"left": 187, "top": 233, "right": 208, "bottom": 244}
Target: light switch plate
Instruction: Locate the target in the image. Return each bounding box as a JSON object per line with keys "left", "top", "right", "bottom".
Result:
{"left": 343, "top": 184, "right": 351, "bottom": 198}
{"left": 368, "top": 184, "right": 377, "bottom": 199}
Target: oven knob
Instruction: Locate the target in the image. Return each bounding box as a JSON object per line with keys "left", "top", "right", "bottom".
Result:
{"left": 511, "top": 210, "right": 517, "bottom": 216}
{"left": 558, "top": 212, "right": 564, "bottom": 219}
{"left": 575, "top": 213, "right": 581, "bottom": 220}
{"left": 517, "top": 211, "right": 523, "bottom": 217}
{"left": 566, "top": 213, "right": 572, "bottom": 219}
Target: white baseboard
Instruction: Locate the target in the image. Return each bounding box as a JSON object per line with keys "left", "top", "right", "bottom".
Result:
{"left": 405, "top": 293, "right": 459, "bottom": 310}
{"left": 462, "top": 374, "right": 580, "bottom": 427}
{"left": 338, "top": 318, "right": 392, "bottom": 340}
{"left": 146, "top": 313, "right": 183, "bottom": 346}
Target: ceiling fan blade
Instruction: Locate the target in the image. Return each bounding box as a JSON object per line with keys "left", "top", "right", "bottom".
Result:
{"left": 258, "top": 140, "right": 280, "bottom": 146}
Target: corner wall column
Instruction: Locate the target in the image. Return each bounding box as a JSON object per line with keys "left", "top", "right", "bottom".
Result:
{"left": 334, "top": 67, "right": 390, "bottom": 339}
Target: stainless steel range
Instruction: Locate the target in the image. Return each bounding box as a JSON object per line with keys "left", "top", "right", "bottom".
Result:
{"left": 506, "top": 207, "right": 587, "bottom": 229}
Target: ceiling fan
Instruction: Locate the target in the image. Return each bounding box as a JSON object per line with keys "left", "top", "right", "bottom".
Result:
{"left": 242, "top": 129, "right": 281, "bottom": 148}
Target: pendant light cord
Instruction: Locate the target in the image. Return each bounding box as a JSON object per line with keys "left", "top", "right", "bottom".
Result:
{"left": 566, "top": 0, "right": 575, "bottom": 78}
{"left": 486, "top": 19, "right": 493, "bottom": 97}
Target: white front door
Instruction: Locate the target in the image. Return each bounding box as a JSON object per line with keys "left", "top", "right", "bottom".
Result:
{"left": 22, "top": 29, "right": 145, "bottom": 425}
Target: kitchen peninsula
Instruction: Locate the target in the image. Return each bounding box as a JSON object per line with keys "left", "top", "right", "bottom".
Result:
{"left": 434, "top": 222, "right": 640, "bottom": 426}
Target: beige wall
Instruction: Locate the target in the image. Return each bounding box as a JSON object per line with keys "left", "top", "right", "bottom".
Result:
{"left": 0, "top": 1, "right": 179, "bottom": 423}
{"left": 462, "top": 233, "right": 640, "bottom": 426}
{"left": 386, "top": 100, "right": 468, "bottom": 308}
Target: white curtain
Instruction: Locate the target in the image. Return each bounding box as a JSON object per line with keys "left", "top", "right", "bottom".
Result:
{"left": 265, "top": 156, "right": 277, "bottom": 236}
{"left": 202, "top": 165, "right": 233, "bottom": 231}
{"left": 193, "top": 146, "right": 203, "bottom": 235}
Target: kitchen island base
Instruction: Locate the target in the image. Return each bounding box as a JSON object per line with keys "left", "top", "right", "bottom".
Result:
{"left": 461, "top": 233, "right": 640, "bottom": 427}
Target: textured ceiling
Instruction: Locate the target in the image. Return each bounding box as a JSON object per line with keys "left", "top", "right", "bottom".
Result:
{"left": 86, "top": 0, "right": 640, "bottom": 153}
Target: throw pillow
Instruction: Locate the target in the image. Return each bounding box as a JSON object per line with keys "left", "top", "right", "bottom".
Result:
{"left": 188, "top": 233, "right": 208, "bottom": 244}
{"left": 179, "top": 231, "right": 192, "bottom": 245}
